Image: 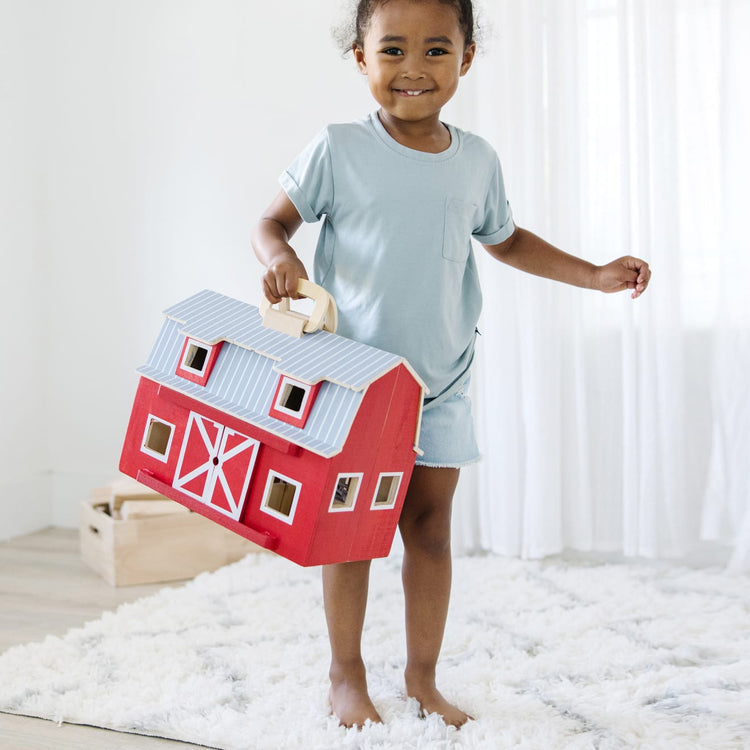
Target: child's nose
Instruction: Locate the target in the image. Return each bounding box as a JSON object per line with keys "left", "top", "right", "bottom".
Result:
{"left": 399, "top": 53, "right": 426, "bottom": 79}
{"left": 400, "top": 65, "right": 426, "bottom": 79}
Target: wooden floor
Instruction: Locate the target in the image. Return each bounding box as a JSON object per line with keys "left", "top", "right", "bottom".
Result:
{"left": 0, "top": 528, "right": 201, "bottom": 749}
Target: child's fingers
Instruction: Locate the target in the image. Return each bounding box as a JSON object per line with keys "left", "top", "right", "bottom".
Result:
{"left": 264, "top": 267, "right": 291, "bottom": 302}
{"left": 284, "top": 273, "right": 303, "bottom": 299}
{"left": 623, "top": 257, "right": 651, "bottom": 298}
{"left": 263, "top": 277, "right": 283, "bottom": 303}
{"left": 263, "top": 264, "right": 307, "bottom": 302}
{"left": 634, "top": 261, "right": 651, "bottom": 296}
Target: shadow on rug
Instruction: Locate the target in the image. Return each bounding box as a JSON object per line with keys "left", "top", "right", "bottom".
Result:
{"left": 1, "top": 553, "right": 749, "bottom": 749}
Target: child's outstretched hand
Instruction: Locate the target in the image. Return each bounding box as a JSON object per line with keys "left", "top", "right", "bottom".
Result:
{"left": 596, "top": 256, "right": 652, "bottom": 299}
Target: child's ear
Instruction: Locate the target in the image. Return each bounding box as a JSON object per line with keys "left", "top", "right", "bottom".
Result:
{"left": 353, "top": 44, "right": 367, "bottom": 74}
{"left": 460, "top": 42, "right": 477, "bottom": 76}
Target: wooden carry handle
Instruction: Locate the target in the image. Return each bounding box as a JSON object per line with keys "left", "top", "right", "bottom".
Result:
{"left": 260, "top": 279, "right": 338, "bottom": 337}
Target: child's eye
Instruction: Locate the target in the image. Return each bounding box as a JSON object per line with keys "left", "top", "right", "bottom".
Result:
{"left": 381, "top": 47, "right": 403, "bottom": 56}
{"left": 426, "top": 48, "right": 448, "bottom": 57}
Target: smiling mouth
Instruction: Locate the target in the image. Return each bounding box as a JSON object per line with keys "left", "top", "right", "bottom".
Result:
{"left": 394, "top": 89, "right": 431, "bottom": 97}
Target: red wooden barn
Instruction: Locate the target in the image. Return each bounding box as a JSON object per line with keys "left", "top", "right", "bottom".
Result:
{"left": 119, "top": 289, "right": 426, "bottom": 566}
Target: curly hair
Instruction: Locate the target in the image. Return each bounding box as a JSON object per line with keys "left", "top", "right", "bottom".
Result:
{"left": 335, "top": 0, "right": 477, "bottom": 53}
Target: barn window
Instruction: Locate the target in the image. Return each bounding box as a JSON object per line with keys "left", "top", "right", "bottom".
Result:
{"left": 175, "top": 337, "right": 223, "bottom": 386}
{"left": 183, "top": 342, "right": 209, "bottom": 373}
{"left": 260, "top": 472, "right": 301, "bottom": 524}
{"left": 371, "top": 473, "right": 402, "bottom": 510}
{"left": 141, "top": 415, "right": 175, "bottom": 462}
{"left": 280, "top": 381, "right": 306, "bottom": 412}
{"left": 329, "top": 473, "right": 363, "bottom": 512}
{"left": 268, "top": 376, "right": 321, "bottom": 429}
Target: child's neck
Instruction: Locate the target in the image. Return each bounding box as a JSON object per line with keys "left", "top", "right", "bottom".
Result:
{"left": 377, "top": 109, "right": 451, "bottom": 154}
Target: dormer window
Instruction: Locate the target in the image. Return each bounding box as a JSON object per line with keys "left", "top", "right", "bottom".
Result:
{"left": 184, "top": 342, "right": 208, "bottom": 372}
{"left": 269, "top": 375, "right": 320, "bottom": 429}
{"left": 175, "top": 337, "right": 223, "bottom": 386}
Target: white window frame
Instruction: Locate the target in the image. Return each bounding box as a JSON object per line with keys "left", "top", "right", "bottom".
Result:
{"left": 260, "top": 470, "right": 302, "bottom": 525}
{"left": 328, "top": 473, "right": 364, "bottom": 513}
{"left": 140, "top": 414, "right": 175, "bottom": 463}
{"left": 273, "top": 376, "right": 314, "bottom": 418}
{"left": 370, "top": 472, "right": 403, "bottom": 511}
{"left": 180, "top": 338, "right": 212, "bottom": 376}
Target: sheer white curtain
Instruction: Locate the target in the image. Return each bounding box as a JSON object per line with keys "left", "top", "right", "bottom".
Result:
{"left": 701, "top": 0, "right": 750, "bottom": 571}
{"left": 452, "top": 0, "right": 750, "bottom": 568}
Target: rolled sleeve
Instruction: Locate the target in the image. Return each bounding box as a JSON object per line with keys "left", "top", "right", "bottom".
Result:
{"left": 279, "top": 171, "right": 319, "bottom": 224}
{"left": 472, "top": 152, "right": 515, "bottom": 245}
{"left": 473, "top": 203, "right": 515, "bottom": 245}
{"left": 278, "top": 128, "right": 334, "bottom": 224}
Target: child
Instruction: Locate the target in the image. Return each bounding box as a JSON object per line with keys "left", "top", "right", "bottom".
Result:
{"left": 251, "top": 0, "right": 651, "bottom": 730}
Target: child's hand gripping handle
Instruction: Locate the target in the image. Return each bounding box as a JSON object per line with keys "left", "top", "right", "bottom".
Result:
{"left": 260, "top": 279, "right": 338, "bottom": 338}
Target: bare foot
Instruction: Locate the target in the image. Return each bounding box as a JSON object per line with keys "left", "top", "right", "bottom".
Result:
{"left": 328, "top": 678, "right": 382, "bottom": 729}
{"left": 405, "top": 676, "right": 472, "bottom": 728}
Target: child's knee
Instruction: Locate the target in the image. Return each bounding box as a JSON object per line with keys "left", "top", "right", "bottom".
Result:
{"left": 400, "top": 506, "right": 452, "bottom": 557}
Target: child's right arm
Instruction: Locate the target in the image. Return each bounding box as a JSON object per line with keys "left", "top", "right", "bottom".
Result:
{"left": 251, "top": 190, "right": 309, "bottom": 303}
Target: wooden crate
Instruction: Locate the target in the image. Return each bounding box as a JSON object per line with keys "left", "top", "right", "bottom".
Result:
{"left": 80, "top": 481, "right": 263, "bottom": 586}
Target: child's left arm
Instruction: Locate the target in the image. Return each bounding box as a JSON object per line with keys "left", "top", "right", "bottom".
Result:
{"left": 484, "top": 226, "right": 651, "bottom": 299}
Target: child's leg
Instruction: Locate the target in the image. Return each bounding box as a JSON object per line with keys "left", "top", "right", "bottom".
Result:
{"left": 322, "top": 560, "right": 382, "bottom": 727}
{"left": 398, "top": 465, "right": 470, "bottom": 727}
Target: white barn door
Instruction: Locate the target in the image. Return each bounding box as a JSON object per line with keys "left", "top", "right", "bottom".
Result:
{"left": 173, "top": 412, "right": 259, "bottom": 521}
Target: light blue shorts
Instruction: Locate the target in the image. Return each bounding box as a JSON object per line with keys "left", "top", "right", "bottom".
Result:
{"left": 415, "top": 376, "right": 480, "bottom": 469}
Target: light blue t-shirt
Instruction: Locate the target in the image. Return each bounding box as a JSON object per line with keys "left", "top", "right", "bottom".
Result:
{"left": 280, "top": 111, "right": 515, "bottom": 399}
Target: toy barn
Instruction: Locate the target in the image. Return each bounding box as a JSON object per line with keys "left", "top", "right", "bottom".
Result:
{"left": 119, "top": 287, "right": 426, "bottom": 566}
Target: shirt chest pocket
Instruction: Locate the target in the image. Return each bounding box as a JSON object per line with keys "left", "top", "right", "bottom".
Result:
{"left": 442, "top": 198, "right": 478, "bottom": 263}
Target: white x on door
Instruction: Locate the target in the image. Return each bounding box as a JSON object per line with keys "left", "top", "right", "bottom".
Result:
{"left": 173, "top": 412, "right": 259, "bottom": 521}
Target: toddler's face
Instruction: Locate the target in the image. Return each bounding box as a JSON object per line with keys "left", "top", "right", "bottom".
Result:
{"left": 354, "top": 0, "right": 475, "bottom": 126}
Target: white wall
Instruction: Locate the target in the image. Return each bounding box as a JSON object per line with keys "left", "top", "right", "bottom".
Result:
{"left": 0, "top": 0, "right": 385, "bottom": 537}
{"left": 0, "top": 1, "right": 52, "bottom": 537}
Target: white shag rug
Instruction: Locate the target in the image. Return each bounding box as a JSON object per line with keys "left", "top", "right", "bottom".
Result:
{"left": 1, "top": 553, "right": 749, "bottom": 750}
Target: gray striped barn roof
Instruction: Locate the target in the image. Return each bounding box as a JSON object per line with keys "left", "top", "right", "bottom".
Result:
{"left": 164, "top": 289, "right": 404, "bottom": 390}
{"left": 137, "top": 290, "right": 422, "bottom": 457}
